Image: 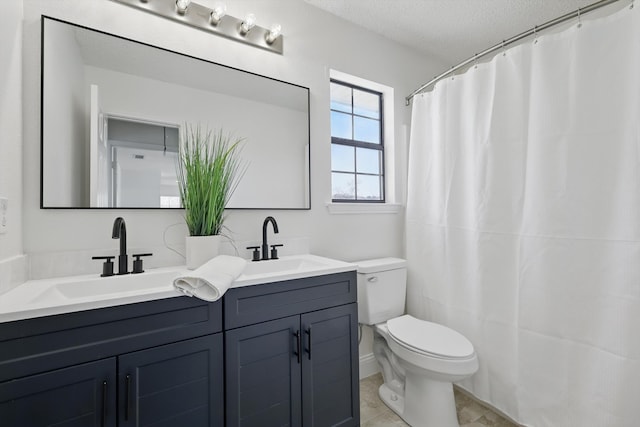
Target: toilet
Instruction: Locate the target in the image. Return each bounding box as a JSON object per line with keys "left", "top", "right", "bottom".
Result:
{"left": 356, "top": 258, "right": 478, "bottom": 427}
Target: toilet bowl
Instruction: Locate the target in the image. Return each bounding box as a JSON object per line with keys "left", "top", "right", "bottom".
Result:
{"left": 373, "top": 316, "right": 478, "bottom": 426}
{"left": 356, "top": 258, "right": 478, "bottom": 427}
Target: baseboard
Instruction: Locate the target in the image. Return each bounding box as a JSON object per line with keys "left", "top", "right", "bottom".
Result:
{"left": 359, "top": 353, "right": 379, "bottom": 379}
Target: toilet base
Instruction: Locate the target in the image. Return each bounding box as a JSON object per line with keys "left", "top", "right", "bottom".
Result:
{"left": 378, "top": 383, "right": 405, "bottom": 418}
{"left": 378, "top": 376, "right": 460, "bottom": 427}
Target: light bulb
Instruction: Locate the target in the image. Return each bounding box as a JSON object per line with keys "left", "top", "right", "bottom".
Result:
{"left": 265, "top": 23, "right": 281, "bottom": 44}
{"left": 210, "top": 3, "right": 227, "bottom": 25}
{"left": 240, "top": 13, "right": 256, "bottom": 35}
{"left": 175, "top": 0, "right": 190, "bottom": 14}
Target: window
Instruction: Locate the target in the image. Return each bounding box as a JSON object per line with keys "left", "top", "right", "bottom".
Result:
{"left": 330, "top": 80, "right": 384, "bottom": 202}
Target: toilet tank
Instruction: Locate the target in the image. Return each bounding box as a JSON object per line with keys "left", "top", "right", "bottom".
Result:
{"left": 356, "top": 258, "right": 407, "bottom": 325}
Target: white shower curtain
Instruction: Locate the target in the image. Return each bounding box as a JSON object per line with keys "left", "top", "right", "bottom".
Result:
{"left": 406, "top": 6, "right": 640, "bottom": 427}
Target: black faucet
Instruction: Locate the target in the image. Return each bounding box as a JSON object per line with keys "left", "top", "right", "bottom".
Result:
{"left": 261, "top": 216, "right": 279, "bottom": 260}
{"left": 112, "top": 217, "right": 129, "bottom": 275}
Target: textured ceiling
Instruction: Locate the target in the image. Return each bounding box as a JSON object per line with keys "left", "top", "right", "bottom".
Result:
{"left": 304, "top": 0, "right": 602, "bottom": 65}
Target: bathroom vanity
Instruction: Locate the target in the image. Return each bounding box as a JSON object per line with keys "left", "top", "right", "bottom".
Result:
{"left": 224, "top": 271, "right": 358, "bottom": 427}
{"left": 0, "top": 256, "right": 359, "bottom": 427}
{"left": 0, "top": 296, "right": 224, "bottom": 427}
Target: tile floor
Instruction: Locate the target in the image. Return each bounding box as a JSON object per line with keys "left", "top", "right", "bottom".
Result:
{"left": 360, "top": 373, "right": 519, "bottom": 427}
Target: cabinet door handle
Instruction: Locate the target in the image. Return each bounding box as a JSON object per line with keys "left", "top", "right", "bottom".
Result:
{"left": 305, "top": 327, "right": 312, "bottom": 360}
{"left": 293, "top": 330, "right": 301, "bottom": 364}
{"left": 102, "top": 380, "right": 108, "bottom": 427}
{"left": 125, "top": 374, "right": 132, "bottom": 421}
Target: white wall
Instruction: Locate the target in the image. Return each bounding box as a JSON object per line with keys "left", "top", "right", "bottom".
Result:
{"left": 0, "top": 0, "right": 27, "bottom": 291}
{"left": 18, "top": 0, "right": 445, "bottom": 368}
{"left": 22, "top": 0, "right": 444, "bottom": 266}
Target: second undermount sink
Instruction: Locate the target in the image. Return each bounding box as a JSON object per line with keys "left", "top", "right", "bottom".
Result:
{"left": 235, "top": 254, "right": 356, "bottom": 287}
{"left": 242, "top": 256, "right": 325, "bottom": 276}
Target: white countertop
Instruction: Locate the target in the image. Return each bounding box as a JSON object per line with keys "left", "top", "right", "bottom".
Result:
{"left": 0, "top": 254, "right": 356, "bottom": 323}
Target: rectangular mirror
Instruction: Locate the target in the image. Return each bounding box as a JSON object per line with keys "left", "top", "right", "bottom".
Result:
{"left": 41, "top": 16, "right": 310, "bottom": 209}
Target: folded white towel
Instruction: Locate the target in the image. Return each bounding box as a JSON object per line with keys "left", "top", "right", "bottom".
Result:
{"left": 173, "top": 255, "right": 247, "bottom": 302}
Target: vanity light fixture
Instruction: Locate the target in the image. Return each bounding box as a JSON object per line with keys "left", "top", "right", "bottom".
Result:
{"left": 209, "top": 3, "right": 227, "bottom": 26}
{"left": 239, "top": 13, "right": 256, "bottom": 35}
{"left": 175, "top": 0, "right": 190, "bottom": 15}
{"left": 112, "top": 0, "right": 284, "bottom": 54}
{"left": 266, "top": 24, "right": 282, "bottom": 45}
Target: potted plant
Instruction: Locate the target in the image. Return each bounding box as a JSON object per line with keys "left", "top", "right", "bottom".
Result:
{"left": 177, "top": 124, "right": 245, "bottom": 269}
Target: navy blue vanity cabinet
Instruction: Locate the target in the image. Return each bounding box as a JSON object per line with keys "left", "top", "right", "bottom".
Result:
{"left": 118, "top": 334, "right": 224, "bottom": 427}
{"left": 225, "top": 315, "right": 303, "bottom": 427}
{"left": 0, "top": 358, "right": 117, "bottom": 427}
{"left": 0, "top": 297, "right": 224, "bottom": 427}
{"left": 301, "top": 304, "right": 359, "bottom": 427}
{"left": 224, "top": 271, "right": 359, "bottom": 427}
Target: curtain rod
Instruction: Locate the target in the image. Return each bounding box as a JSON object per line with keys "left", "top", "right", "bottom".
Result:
{"left": 405, "top": 0, "right": 623, "bottom": 106}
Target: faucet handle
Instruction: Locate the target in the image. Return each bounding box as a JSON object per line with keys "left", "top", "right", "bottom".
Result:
{"left": 270, "top": 244, "right": 284, "bottom": 260}
{"left": 132, "top": 253, "right": 153, "bottom": 274}
{"left": 92, "top": 256, "right": 115, "bottom": 277}
{"left": 246, "top": 246, "right": 261, "bottom": 262}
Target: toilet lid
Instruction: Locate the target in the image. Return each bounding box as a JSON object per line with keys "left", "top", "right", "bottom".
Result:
{"left": 386, "top": 315, "right": 474, "bottom": 359}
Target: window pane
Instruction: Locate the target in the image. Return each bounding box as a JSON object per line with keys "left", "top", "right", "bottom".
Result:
{"left": 330, "top": 83, "right": 352, "bottom": 113}
{"left": 330, "top": 78, "right": 385, "bottom": 203}
{"left": 357, "top": 174, "right": 382, "bottom": 200}
{"left": 331, "top": 111, "right": 352, "bottom": 139}
{"left": 353, "top": 90, "right": 380, "bottom": 119}
{"left": 332, "top": 144, "right": 355, "bottom": 172}
{"left": 354, "top": 116, "right": 380, "bottom": 144}
{"left": 356, "top": 147, "right": 381, "bottom": 174}
{"left": 332, "top": 172, "right": 355, "bottom": 200}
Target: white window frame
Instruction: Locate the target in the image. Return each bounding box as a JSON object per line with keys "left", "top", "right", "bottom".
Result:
{"left": 327, "top": 69, "right": 401, "bottom": 214}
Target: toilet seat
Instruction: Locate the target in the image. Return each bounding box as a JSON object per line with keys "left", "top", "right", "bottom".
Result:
{"left": 386, "top": 315, "right": 474, "bottom": 360}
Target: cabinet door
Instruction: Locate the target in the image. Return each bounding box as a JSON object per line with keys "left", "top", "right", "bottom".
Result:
{"left": 118, "top": 334, "right": 223, "bottom": 427}
{"left": 225, "top": 316, "right": 302, "bottom": 427}
{"left": 301, "top": 304, "right": 359, "bottom": 427}
{"left": 0, "top": 358, "right": 116, "bottom": 427}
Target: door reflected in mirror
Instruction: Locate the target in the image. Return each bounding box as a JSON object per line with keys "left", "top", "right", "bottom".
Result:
{"left": 41, "top": 16, "right": 310, "bottom": 209}
{"left": 92, "top": 115, "right": 180, "bottom": 208}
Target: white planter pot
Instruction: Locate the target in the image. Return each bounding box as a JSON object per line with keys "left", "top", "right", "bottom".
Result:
{"left": 185, "top": 235, "right": 222, "bottom": 270}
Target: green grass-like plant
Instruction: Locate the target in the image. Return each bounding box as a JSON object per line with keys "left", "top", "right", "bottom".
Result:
{"left": 177, "top": 124, "right": 245, "bottom": 236}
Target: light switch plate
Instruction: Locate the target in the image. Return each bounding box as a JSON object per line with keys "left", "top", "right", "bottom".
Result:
{"left": 0, "top": 197, "right": 7, "bottom": 234}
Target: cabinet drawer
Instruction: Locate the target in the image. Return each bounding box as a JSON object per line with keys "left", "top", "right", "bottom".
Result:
{"left": 224, "top": 271, "right": 356, "bottom": 329}
{"left": 0, "top": 297, "right": 222, "bottom": 382}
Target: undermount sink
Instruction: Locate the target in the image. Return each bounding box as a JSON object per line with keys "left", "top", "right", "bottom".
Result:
{"left": 50, "top": 270, "right": 180, "bottom": 301}
{"left": 26, "top": 268, "right": 182, "bottom": 305}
